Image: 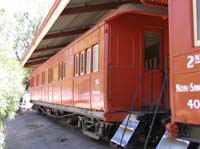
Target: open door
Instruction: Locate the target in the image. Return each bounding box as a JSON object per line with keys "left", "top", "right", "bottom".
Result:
{"left": 142, "top": 30, "right": 166, "bottom": 111}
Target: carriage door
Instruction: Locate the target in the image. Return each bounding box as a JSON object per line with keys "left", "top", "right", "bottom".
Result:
{"left": 142, "top": 31, "right": 165, "bottom": 110}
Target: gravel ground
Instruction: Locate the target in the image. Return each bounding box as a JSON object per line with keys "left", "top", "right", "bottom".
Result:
{"left": 5, "top": 111, "right": 111, "bottom": 149}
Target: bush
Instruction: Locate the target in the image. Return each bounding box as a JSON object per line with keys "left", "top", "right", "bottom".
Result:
{"left": 0, "top": 51, "right": 25, "bottom": 148}
{"left": 0, "top": 1, "right": 53, "bottom": 148}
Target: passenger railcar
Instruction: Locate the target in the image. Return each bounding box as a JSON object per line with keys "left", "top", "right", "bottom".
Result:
{"left": 156, "top": 0, "right": 200, "bottom": 148}
{"left": 29, "top": 4, "right": 169, "bottom": 146}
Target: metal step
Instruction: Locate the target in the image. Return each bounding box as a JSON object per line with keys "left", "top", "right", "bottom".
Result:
{"left": 111, "top": 113, "right": 140, "bottom": 147}
{"left": 157, "top": 131, "right": 190, "bottom": 149}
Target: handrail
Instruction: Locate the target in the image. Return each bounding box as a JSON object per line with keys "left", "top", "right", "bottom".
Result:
{"left": 119, "top": 71, "right": 145, "bottom": 146}
{"left": 119, "top": 69, "right": 168, "bottom": 146}
{"left": 144, "top": 71, "right": 168, "bottom": 149}
{"left": 144, "top": 56, "right": 169, "bottom": 148}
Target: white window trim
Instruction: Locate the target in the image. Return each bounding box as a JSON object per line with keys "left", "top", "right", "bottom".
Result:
{"left": 193, "top": 0, "right": 200, "bottom": 46}
{"left": 75, "top": 54, "right": 79, "bottom": 77}
{"left": 93, "top": 44, "right": 99, "bottom": 72}
{"left": 86, "top": 48, "right": 91, "bottom": 74}
{"left": 80, "top": 51, "right": 85, "bottom": 76}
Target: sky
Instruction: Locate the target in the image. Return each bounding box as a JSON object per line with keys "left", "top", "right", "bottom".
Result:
{"left": 0, "top": 0, "right": 55, "bottom": 19}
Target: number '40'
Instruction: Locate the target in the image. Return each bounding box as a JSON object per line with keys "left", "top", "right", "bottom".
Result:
{"left": 187, "top": 99, "right": 200, "bottom": 109}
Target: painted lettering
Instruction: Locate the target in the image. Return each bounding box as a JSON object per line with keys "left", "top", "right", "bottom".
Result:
{"left": 190, "top": 83, "right": 200, "bottom": 92}
{"left": 176, "top": 84, "right": 189, "bottom": 92}
{"left": 187, "top": 99, "right": 200, "bottom": 109}
{"left": 187, "top": 54, "right": 200, "bottom": 68}
{"left": 176, "top": 83, "right": 200, "bottom": 92}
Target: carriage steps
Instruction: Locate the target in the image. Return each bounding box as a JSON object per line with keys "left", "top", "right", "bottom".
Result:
{"left": 111, "top": 113, "right": 140, "bottom": 147}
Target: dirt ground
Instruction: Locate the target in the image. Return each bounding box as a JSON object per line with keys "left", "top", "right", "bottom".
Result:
{"left": 5, "top": 111, "right": 111, "bottom": 149}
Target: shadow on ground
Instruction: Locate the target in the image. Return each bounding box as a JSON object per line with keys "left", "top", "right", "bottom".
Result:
{"left": 5, "top": 111, "right": 111, "bottom": 149}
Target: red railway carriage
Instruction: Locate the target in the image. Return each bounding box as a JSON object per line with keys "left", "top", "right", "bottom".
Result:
{"left": 157, "top": 0, "right": 200, "bottom": 147}
{"left": 29, "top": 5, "right": 169, "bottom": 122}
{"left": 28, "top": 4, "right": 170, "bottom": 147}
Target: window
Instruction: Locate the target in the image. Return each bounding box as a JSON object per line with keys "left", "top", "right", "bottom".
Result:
{"left": 144, "top": 32, "right": 160, "bottom": 70}
{"left": 93, "top": 44, "right": 99, "bottom": 72}
{"left": 74, "top": 54, "right": 79, "bottom": 77}
{"left": 48, "top": 68, "right": 50, "bottom": 83}
{"left": 193, "top": 0, "right": 200, "bottom": 46}
{"left": 58, "top": 62, "right": 66, "bottom": 80}
{"left": 58, "top": 63, "right": 61, "bottom": 80}
{"left": 58, "top": 63, "right": 62, "bottom": 80}
{"left": 30, "top": 77, "right": 34, "bottom": 87}
{"left": 42, "top": 71, "right": 45, "bottom": 84}
{"left": 48, "top": 67, "right": 53, "bottom": 83}
{"left": 86, "top": 48, "right": 91, "bottom": 74}
{"left": 80, "top": 51, "right": 85, "bottom": 75}
{"left": 51, "top": 68, "right": 53, "bottom": 82}
{"left": 36, "top": 75, "right": 39, "bottom": 86}
{"left": 63, "top": 62, "right": 66, "bottom": 79}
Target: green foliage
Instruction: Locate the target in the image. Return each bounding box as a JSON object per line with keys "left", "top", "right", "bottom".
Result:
{"left": 0, "top": 9, "right": 24, "bottom": 148}
{"left": 23, "top": 69, "right": 31, "bottom": 90}
{"left": 13, "top": 11, "right": 42, "bottom": 59}
{"left": 0, "top": 1, "right": 54, "bottom": 148}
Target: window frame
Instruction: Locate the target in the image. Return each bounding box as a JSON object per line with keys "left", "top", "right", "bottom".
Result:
{"left": 61, "top": 62, "right": 63, "bottom": 80}
{"left": 74, "top": 54, "right": 79, "bottom": 77}
{"left": 36, "top": 75, "right": 39, "bottom": 86}
{"left": 58, "top": 63, "right": 61, "bottom": 81}
{"left": 86, "top": 48, "right": 91, "bottom": 74}
{"left": 42, "top": 71, "right": 45, "bottom": 84}
{"left": 48, "top": 68, "right": 50, "bottom": 83}
{"left": 58, "top": 61, "right": 66, "bottom": 80}
{"left": 48, "top": 67, "right": 53, "bottom": 83}
{"left": 193, "top": 0, "right": 200, "bottom": 46}
{"left": 80, "top": 51, "right": 85, "bottom": 75}
{"left": 51, "top": 67, "right": 54, "bottom": 82}
{"left": 30, "top": 77, "right": 34, "bottom": 87}
{"left": 92, "top": 44, "right": 99, "bottom": 72}
{"left": 63, "top": 62, "right": 66, "bottom": 79}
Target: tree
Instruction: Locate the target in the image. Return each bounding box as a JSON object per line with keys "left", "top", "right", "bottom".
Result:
{"left": 12, "top": 0, "right": 54, "bottom": 59}
{"left": 0, "top": 0, "right": 54, "bottom": 148}
{"left": 0, "top": 9, "right": 24, "bottom": 148}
